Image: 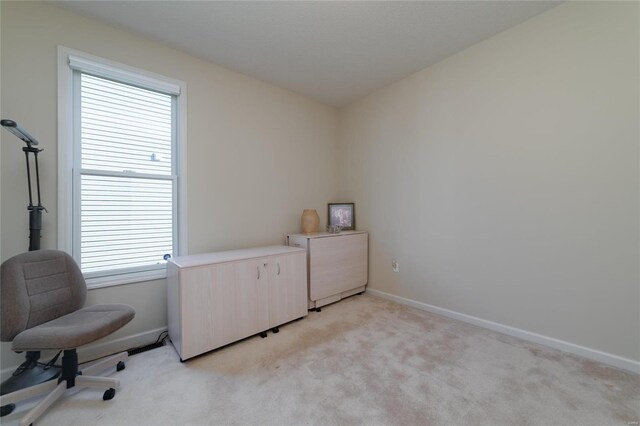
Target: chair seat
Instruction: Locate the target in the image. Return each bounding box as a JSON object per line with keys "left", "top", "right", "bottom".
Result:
{"left": 12, "top": 304, "right": 135, "bottom": 351}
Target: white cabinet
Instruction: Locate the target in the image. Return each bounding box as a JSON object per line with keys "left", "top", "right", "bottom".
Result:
{"left": 167, "top": 246, "right": 307, "bottom": 361}
{"left": 287, "top": 231, "right": 368, "bottom": 309}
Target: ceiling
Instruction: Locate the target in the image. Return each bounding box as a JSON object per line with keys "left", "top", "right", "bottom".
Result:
{"left": 55, "top": 1, "right": 561, "bottom": 107}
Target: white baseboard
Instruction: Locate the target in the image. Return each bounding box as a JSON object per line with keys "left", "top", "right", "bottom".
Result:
{"left": 366, "top": 288, "right": 640, "bottom": 374}
{"left": 77, "top": 326, "right": 168, "bottom": 364}
{"left": 1, "top": 327, "right": 167, "bottom": 382}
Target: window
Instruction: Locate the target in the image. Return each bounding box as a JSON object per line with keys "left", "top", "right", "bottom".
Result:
{"left": 58, "top": 48, "right": 187, "bottom": 288}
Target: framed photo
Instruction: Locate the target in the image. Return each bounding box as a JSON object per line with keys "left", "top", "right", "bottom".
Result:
{"left": 328, "top": 203, "right": 355, "bottom": 230}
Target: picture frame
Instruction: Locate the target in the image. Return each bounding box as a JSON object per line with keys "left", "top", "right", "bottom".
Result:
{"left": 328, "top": 203, "right": 355, "bottom": 231}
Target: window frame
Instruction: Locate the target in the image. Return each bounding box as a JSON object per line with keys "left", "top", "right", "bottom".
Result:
{"left": 58, "top": 46, "right": 188, "bottom": 289}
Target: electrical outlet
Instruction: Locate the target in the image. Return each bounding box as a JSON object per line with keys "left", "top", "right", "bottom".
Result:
{"left": 392, "top": 259, "right": 399, "bottom": 272}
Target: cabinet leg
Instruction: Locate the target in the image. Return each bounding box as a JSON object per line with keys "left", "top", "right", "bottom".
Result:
{"left": 272, "top": 327, "right": 279, "bottom": 333}
{"left": 259, "top": 331, "right": 267, "bottom": 338}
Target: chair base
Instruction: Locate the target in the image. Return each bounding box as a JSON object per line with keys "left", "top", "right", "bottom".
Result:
{"left": 0, "top": 350, "right": 127, "bottom": 426}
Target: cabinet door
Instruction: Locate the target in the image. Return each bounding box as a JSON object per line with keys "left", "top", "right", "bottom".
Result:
{"left": 180, "top": 262, "right": 236, "bottom": 359}
{"left": 268, "top": 252, "right": 307, "bottom": 328}
{"left": 180, "top": 259, "right": 269, "bottom": 359}
{"left": 309, "top": 233, "right": 368, "bottom": 301}
{"left": 234, "top": 258, "right": 270, "bottom": 340}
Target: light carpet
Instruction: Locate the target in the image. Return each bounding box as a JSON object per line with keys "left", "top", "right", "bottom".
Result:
{"left": 3, "top": 294, "right": 639, "bottom": 425}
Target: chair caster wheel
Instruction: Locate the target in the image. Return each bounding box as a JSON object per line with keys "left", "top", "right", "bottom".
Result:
{"left": 272, "top": 327, "right": 279, "bottom": 333}
{"left": 316, "top": 307, "right": 322, "bottom": 312}
{"left": 0, "top": 404, "right": 15, "bottom": 417}
{"left": 116, "top": 361, "right": 125, "bottom": 371}
{"left": 103, "top": 388, "right": 116, "bottom": 400}
{"left": 259, "top": 331, "right": 267, "bottom": 338}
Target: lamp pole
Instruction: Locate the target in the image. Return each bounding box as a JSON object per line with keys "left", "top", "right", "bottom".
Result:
{"left": 1, "top": 119, "right": 46, "bottom": 251}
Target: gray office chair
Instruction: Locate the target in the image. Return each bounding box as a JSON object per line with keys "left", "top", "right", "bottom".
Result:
{"left": 0, "top": 250, "right": 135, "bottom": 426}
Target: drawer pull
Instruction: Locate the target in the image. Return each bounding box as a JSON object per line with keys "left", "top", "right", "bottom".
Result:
{"left": 277, "top": 263, "right": 280, "bottom": 276}
{"left": 257, "top": 266, "right": 260, "bottom": 280}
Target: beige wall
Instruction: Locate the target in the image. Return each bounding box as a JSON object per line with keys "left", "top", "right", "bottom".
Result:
{"left": 0, "top": 2, "right": 338, "bottom": 370}
{"left": 338, "top": 2, "right": 639, "bottom": 362}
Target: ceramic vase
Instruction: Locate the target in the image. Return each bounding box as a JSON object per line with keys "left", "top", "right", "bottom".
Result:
{"left": 301, "top": 209, "right": 320, "bottom": 234}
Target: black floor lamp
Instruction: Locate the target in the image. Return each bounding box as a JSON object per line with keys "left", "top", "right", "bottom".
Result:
{"left": 1, "top": 119, "right": 46, "bottom": 251}
{"left": 0, "top": 119, "right": 56, "bottom": 417}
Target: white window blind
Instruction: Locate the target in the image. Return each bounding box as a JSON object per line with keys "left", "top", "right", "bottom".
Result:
{"left": 76, "top": 72, "right": 176, "bottom": 277}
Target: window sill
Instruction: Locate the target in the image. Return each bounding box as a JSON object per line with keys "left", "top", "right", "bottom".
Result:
{"left": 86, "top": 268, "right": 167, "bottom": 290}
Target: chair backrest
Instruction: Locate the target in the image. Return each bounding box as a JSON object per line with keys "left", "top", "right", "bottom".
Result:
{"left": 1, "top": 250, "right": 87, "bottom": 342}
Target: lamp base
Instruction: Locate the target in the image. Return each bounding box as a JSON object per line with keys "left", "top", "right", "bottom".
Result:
{"left": 0, "top": 352, "right": 60, "bottom": 417}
